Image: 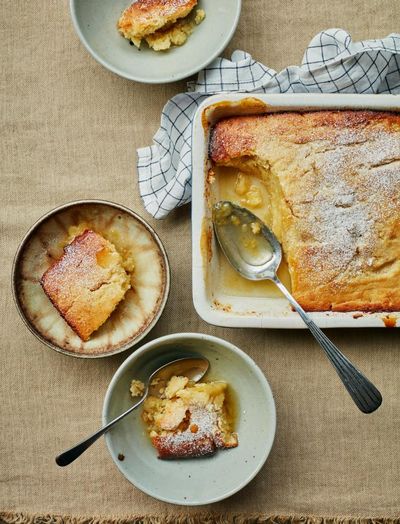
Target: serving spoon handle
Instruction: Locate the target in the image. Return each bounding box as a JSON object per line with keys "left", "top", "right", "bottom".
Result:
{"left": 273, "top": 276, "right": 382, "bottom": 414}
{"left": 55, "top": 396, "right": 146, "bottom": 467}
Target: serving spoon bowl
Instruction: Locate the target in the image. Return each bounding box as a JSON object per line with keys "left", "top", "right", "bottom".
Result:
{"left": 56, "top": 356, "right": 209, "bottom": 466}
{"left": 212, "top": 200, "right": 382, "bottom": 414}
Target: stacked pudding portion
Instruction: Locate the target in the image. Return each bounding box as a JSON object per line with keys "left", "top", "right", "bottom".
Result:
{"left": 141, "top": 375, "right": 238, "bottom": 459}
{"left": 118, "top": 0, "right": 205, "bottom": 51}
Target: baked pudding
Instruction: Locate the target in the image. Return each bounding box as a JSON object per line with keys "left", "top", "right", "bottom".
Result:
{"left": 118, "top": 0, "right": 205, "bottom": 51}
{"left": 40, "top": 230, "right": 131, "bottom": 341}
{"left": 139, "top": 375, "right": 238, "bottom": 459}
{"left": 210, "top": 110, "right": 400, "bottom": 312}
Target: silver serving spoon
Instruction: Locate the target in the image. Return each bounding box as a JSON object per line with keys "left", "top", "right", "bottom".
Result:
{"left": 212, "top": 200, "right": 382, "bottom": 414}
{"left": 56, "top": 356, "right": 209, "bottom": 466}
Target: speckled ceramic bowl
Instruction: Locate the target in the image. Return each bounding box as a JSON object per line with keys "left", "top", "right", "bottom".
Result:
{"left": 12, "top": 200, "right": 170, "bottom": 358}
{"left": 103, "top": 333, "right": 276, "bottom": 505}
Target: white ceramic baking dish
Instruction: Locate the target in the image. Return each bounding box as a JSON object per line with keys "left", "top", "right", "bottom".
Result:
{"left": 192, "top": 93, "right": 400, "bottom": 329}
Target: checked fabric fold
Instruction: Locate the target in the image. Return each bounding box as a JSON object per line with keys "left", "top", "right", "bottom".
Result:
{"left": 136, "top": 28, "right": 400, "bottom": 219}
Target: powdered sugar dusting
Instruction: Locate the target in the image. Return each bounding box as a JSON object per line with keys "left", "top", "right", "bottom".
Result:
{"left": 291, "top": 125, "right": 400, "bottom": 286}
{"left": 154, "top": 406, "right": 221, "bottom": 459}
{"left": 212, "top": 111, "right": 400, "bottom": 308}
{"left": 144, "top": 378, "right": 239, "bottom": 459}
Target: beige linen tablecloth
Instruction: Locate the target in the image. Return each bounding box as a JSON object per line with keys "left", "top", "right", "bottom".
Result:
{"left": 1, "top": 1, "right": 400, "bottom": 522}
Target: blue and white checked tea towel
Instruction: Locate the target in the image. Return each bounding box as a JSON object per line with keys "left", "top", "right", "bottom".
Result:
{"left": 137, "top": 29, "right": 400, "bottom": 219}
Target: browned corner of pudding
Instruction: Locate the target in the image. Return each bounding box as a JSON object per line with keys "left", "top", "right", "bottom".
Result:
{"left": 40, "top": 229, "right": 131, "bottom": 341}
{"left": 209, "top": 117, "right": 256, "bottom": 164}
{"left": 152, "top": 434, "right": 217, "bottom": 460}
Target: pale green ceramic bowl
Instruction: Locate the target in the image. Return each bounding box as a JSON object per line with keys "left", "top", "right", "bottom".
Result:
{"left": 70, "top": 0, "right": 241, "bottom": 83}
{"left": 103, "top": 333, "right": 276, "bottom": 505}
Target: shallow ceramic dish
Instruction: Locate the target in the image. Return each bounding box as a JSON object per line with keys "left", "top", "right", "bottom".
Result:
{"left": 12, "top": 200, "right": 170, "bottom": 358}
{"left": 103, "top": 333, "right": 276, "bottom": 505}
{"left": 192, "top": 93, "right": 400, "bottom": 329}
{"left": 70, "top": 0, "right": 241, "bottom": 83}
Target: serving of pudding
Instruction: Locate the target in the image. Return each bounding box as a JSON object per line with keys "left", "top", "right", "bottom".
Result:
{"left": 118, "top": 0, "right": 205, "bottom": 51}
{"left": 41, "top": 230, "right": 131, "bottom": 341}
{"left": 210, "top": 110, "right": 400, "bottom": 312}
{"left": 13, "top": 201, "right": 169, "bottom": 357}
{"left": 131, "top": 375, "right": 238, "bottom": 459}
{"left": 103, "top": 333, "right": 275, "bottom": 504}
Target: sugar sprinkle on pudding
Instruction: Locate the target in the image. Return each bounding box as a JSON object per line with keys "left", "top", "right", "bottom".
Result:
{"left": 40, "top": 230, "right": 131, "bottom": 341}
{"left": 139, "top": 375, "right": 238, "bottom": 459}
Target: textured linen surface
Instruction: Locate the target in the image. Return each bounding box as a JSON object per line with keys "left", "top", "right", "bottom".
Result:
{"left": 137, "top": 30, "right": 400, "bottom": 218}
{"left": 1, "top": 0, "right": 400, "bottom": 521}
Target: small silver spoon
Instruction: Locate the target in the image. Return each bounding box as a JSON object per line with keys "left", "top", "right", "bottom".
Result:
{"left": 212, "top": 200, "right": 382, "bottom": 414}
{"left": 55, "top": 356, "right": 209, "bottom": 466}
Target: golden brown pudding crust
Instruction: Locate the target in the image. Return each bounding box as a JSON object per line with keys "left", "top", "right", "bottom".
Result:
{"left": 210, "top": 110, "right": 400, "bottom": 312}
{"left": 40, "top": 230, "right": 130, "bottom": 341}
{"left": 118, "top": 0, "right": 197, "bottom": 44}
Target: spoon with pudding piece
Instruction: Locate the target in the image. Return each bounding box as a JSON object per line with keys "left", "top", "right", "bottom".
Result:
{"left": 55, "top": 356, "right": 209, "bottom": 466}
{"left": 212, "top": 200, "right": 382, "bottom": 414}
